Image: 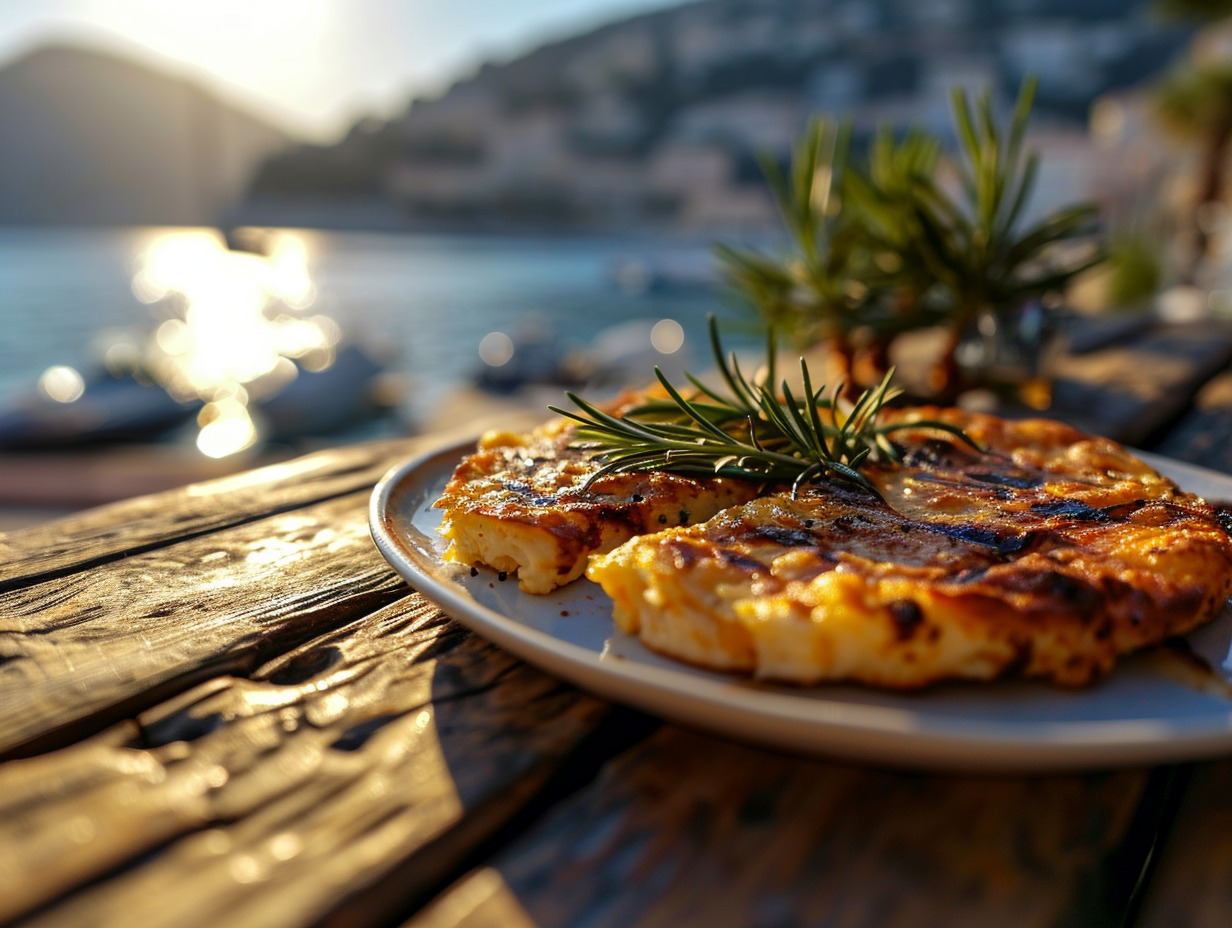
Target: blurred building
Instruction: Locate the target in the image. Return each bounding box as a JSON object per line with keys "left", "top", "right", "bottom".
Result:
{"left": 238, "top": 0, "right": 1193, "bottom": 234}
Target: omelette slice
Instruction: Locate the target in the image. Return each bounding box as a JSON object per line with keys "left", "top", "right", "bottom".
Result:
{"left": 435, "top": 410, "right": 758, "bottom": 593}
{"left": 587, "top": 409, "right": 1232, "bottom": 687}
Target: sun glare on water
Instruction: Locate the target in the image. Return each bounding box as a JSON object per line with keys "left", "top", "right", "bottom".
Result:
{"left": 131, "top": 229, "right": 339, "bottom": 458}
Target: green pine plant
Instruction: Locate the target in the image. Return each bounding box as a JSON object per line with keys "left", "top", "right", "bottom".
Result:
{"left": 904, "top": 77, "right": 1103, "bottom": 395}
{"left": 716, "top": 75, "right": 1104, "bottom": 401}
{"left": 840, "top": 125, "right": 948, "bottom": 379}
{"left": 713, "top": 119, "right": 876, "bottom": 397}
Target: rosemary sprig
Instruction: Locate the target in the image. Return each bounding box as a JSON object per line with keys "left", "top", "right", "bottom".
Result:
{"left": 549, "top": 318, "right": 978, "bottom": 498}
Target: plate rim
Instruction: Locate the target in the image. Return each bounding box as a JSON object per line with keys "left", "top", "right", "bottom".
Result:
{"left": 369, "top": 437, "right": 1232, "bottom": 772}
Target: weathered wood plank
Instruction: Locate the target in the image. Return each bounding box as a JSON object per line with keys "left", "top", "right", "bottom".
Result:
{"left": 1049, "top": 322, "right": 1232, "bottom": 446}
{"left": 886, "top": 321, "right": 1232, "bottom": 445}
{"left": 406, "top": 869, "right": 541, "bottom": 928}
{"left": 0, "top": 594, "right": 614, "bottom": 927}
{"left": 0, "top": 445, "right": 275, "bottom": 510}
{"left": 0, "top": 491, "right": 408, "bottom": 758}
{"left": 1151, "top": 369, "right": 1232, "bottom": 476}
{"left": 2, "top": 342, "right": 1221, "bottom": 928}
{"left": 1134, "top": 761, "right": 1232, "bottom": 928}
{"left": 0, "top": 436, "right": 420, "bottom": 594}
{"left": 407, "top": 727, "right": 1162, "bottom": 928}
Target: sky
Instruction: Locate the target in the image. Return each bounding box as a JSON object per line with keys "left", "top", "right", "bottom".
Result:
{"left": 0, "top": 0, "right": 682, "bottom": 140}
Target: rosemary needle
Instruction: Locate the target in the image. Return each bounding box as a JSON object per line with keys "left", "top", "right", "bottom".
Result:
{"left": 549, "top": 317, "right": 978, "bottom": 497}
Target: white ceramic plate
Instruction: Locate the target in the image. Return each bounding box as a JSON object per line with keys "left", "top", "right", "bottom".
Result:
{"left": 370, "top": 439, "right": 1232, "bottom": 771}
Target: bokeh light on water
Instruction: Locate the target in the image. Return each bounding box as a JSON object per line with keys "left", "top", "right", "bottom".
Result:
{"left": 37, "top": 365, "right": 86, "bottom": 404}
{"left": 129, "top": 229, "right": 341, "bottom": 457}
{"left": 0, "top": 229, "right": 739, "bottom": 446}
{"left": 649, "top": 318, "right": 684, "bottom": 354}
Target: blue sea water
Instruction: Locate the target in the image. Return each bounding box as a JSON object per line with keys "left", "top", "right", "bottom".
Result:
{"left": 0, "top": 227, "right": 746, "bottom": 438}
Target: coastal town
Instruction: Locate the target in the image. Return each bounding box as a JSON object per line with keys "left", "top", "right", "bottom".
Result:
{"left": 244, "top": 0, "right": 1192, "bottom": 235}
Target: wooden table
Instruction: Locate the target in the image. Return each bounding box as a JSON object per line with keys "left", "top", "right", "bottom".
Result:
{"left": 5, "top": 319, "right": 1232, "bottom": 928}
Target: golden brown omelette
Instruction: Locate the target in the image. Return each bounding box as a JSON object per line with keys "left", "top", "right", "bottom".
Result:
{"left": 434, "top": 404, "right": 758, "bottom": 594}
{"left": 438, "top": 405, "right": 1232, "bottom": 687}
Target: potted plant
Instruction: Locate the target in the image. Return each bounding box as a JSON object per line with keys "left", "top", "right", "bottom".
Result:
{"left": 716, "top": 77, "right": 1104, "bottom": 406}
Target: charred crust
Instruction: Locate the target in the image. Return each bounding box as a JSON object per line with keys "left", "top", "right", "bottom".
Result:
{"left": 1002, "top": 639, "right": 1035, "bottom": 676}
{"left": 500, "top": 479, "right": 559, "bottom": 507}
{"left": 901, "top": 437, "right": 965, "bottom": 468}
{"left": 917, "top": 520, "right": 1044, "bottom": 557}
{"left": 888, "top": 600, "right": 924, "bottom": 640}
{"left": 666, "top": 539, "right": 702, "bottom": 570}
{"left": 721, "top": 551, "right": 770, "bottom": 572}
{"left": 968, "top": 471, "right": 1043, "bottom": 490}
{"left": 998, "top": 569, "right": 1102, "bottom": 613}
{"left": 1213, "top": 501, "right": 1232, "bottom": 537}
{"left": 751, "top": 526, "right": 820, "bottom": 548}
{"left": 992, "top": 531, "right": 1045, "bottom": 557}
{"left": 1030, "top": 499, "right": 1110, "bottom": 522}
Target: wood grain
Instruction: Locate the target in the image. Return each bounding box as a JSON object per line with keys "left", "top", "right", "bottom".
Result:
{"left": 407, "top": 727, "right": 1160, "bottom": 928}
{"left": 1135, "top": 761, "right": 1232, "bottom": 928}
{"left": 0, "top": 594, "right": 611, "bottom": 927}
{"left": 1152, "top": 369, "right": 1232, "bottom": 476}
{"left": 0, "top": 491, "right": 408, "bottom": 758}
{"left": 1050, "top": 322, "right": 1232, "bottom": 446}
{"left": 4, "top": 336, "right": 1229, "bottom": 928}
{"left": 0, "top": 437, "right": 419, "bottom": 594}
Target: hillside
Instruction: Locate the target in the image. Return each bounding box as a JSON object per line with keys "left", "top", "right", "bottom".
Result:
{"left": 0, "top": 44, "right": 292, "bottom": 226}
{"left": 243, "top": 0, "right": 1192, "bottom": 233}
